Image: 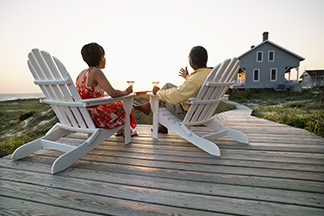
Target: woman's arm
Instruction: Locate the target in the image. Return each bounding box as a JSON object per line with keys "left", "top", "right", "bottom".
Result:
{"left": 93, "top": 69, "right": 132, "bottom": 98}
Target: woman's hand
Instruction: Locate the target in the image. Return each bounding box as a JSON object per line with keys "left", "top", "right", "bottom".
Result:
{"left": 178, "top": 66, "right": 188, "bottom": 78}
{"left": 125, "top": 85, "right": 133, "bottom": 94}
{"left": 153, "top": 86, "right": 160, "bottom": 95}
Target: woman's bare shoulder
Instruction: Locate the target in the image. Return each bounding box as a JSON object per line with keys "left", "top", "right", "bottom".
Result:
{"left": 91, "top": 67, "right": 104, "bottom": 75}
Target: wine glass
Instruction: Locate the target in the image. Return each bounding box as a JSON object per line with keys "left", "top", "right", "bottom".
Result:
{"left": 151, "top": 80, "right": 160, "bottom": 87}
{"left": 127, "top": 80, "right": 135, "bottom": 86}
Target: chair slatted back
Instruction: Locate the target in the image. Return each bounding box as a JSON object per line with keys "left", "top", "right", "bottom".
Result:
{"left": 28, "top": 49, "right": 96, "bottom": 129}
{"left": 183, "top": 58, "right": 239, "bottom": 125}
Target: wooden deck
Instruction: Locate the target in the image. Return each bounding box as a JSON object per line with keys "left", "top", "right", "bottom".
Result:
{"left": 1, "top": 103, "right": 324, "bottom": 215}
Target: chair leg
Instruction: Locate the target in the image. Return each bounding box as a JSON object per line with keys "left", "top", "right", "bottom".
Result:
{"left": 205, "top": 117, "right": 249, "bottom": 144}
{"left": 122, "top": 97, "right": 133, "bottom": 144}
{"left": 51, "top": 128, "right": 118, "bottom": 174}
{"left": 182, "top": 131, "right": 221, "bottom": 156}
{"left": 12, "top": 139, "right": 43, "bottom": 161}
{"left": 149, "top": 95, "right": 160, "bottom": 139}
{"left": 227, "top": 128, "right": 249, "bottom": 144}
{"left": 160, "top": 120, "right": 221, "bottom": 156}
{"left": 11, "top": 124, "right": 71, "bottom": 161}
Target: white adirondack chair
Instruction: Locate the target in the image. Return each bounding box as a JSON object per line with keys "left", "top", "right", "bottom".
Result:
{"left": 149, "top": 58, "right": 248, "bottom": 156}
{"left": 12, "top": 49, "right": 135, "bottom": 174}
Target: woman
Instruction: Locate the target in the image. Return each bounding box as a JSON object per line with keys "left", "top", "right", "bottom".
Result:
{"left": 76, "top": 42, "right": 137, "bottom": 136}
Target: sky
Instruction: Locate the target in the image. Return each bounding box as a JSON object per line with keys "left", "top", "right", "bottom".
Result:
{"left": 0, "top": 0, "right": 323, "bottom": 93}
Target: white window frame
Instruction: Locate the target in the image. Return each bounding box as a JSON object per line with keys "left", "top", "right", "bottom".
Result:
{"left": 270, "top": 68, "right": 277, "bottom": 82}
{"left": 268, "top": 50, "right": 275, "bottom": 62}
{"left": 253, "top": 69, "right": 260, "bottom": 82}
{"left": 256, "top": 51, "right": 263, "bottom": 62}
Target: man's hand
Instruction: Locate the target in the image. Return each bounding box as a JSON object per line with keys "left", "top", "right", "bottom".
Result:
{"left": 153, "top": 86, "right": 160, "bottom": 95}
{"left": 178, "top": 66, "right": 188, "bottom": 78}
{"left": 125, "top": 85, "right": 133, "bottom": 94}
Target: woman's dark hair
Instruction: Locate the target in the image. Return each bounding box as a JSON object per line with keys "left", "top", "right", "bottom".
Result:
{"left": 189, "top": 46, "right": 208, "bottom": 68}
{"left": 81, "top": 42, "right": 105, "bottom": 67}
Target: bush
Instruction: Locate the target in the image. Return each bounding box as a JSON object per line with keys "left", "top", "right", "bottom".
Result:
{"left": 286, "top": 116, "right": 307, "bottom": 128}
{"left": 19, "top": 111, "right": 37, "bottom": 121}
{"left": 0, "top": 137, "right": 28, "bottom": 157}
{"left": 305, "top": 112, "right": 324, "bottom": 137}
{"left": 284, "top": 103, "right": 304, "bottom": 108}
{"left": 215, "top": 102, "right": 236, "bottom": 114}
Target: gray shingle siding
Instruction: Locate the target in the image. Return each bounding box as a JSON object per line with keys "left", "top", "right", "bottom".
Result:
{"left": 237, "top": 34, "right": 304, "bottom": 90}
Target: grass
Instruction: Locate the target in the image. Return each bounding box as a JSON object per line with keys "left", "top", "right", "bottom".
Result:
{"left": 0, "top": 95, "right": 236, "bottom": 157}
{"left": 0, "top": 99, "right": 57, "bottom": 157}
{"left": 2, "top": 87, "right": 322, "bottom": 158}
{"left": 229, "top": 87, "right": 324, "bottom": 137}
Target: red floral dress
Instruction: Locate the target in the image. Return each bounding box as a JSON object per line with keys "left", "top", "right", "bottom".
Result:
{"left": 76, "top": 67, "right": 136, "bottom": 129}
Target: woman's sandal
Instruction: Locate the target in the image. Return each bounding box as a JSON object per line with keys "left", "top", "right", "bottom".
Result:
{"left": 130, "top": 131, "right": 139, "bottom": 137}
{"left": 115, "top": 129, "right": 124, "bottom": 136}
{"left": 115, "top": 129, "right": 138, "bottom": 137}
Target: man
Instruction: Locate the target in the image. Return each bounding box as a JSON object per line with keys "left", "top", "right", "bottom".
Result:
{"left": 135, "top": 46, "right": 213, "bottom": 133}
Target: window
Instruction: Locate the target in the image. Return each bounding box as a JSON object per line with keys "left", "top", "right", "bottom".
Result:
{"left": 270, "top": 68, "right": 277, "bottom": 81}
{"left": 253, "top": 69, "right": 260, "bottom": 82}
{"left": 256, "top": 51, "right": 263, "bottom": 62}
{"left": 268, "top": 50, "right": 275, "bottom": 62}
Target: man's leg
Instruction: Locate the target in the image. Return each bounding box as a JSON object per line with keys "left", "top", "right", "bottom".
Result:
{"left": 135, "top": 83, "right": 178, "bottom": 115}
{"left": 160, "top": 83, "right": 187, "bottom": 120}
{"left": 163, "top": 102, "right": 187, "bottom": 120}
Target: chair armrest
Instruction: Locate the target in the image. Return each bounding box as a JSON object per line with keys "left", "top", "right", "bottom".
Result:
{"left": 182, "top": 98, "right": 195, "bottom": 104}
{"left": 146, "top": 92, "right": 156, "bottom": 97}
{"left": 39, "top": 97, "right": 46, "bottom": 103}
{"left": 147, "top": 92, "right": 195, "bottom": 104}
{"left": 81, "top": 93, "right": 136, "bottom": 107}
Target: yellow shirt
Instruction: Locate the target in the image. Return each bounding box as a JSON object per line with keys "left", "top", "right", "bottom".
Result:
{"left": 156, "top": 67, "right": 212, "bottom": 111}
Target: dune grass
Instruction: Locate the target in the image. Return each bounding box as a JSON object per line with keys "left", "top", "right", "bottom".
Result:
{"left": 2, "top": 87, "right": 322, "bottom": 158}
{"left": 0, "top": 95, "right": 235, "bottom": 157}
{"left": 229, "top": 87, "right": 324, "bottom": 137}
{"left": 0, "top": 99, "right": 57, "bottom": 157}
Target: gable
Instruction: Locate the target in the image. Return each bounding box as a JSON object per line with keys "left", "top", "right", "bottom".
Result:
{"left": 304, "top": 70, "right": 324, "bottom": 78}
{"left": 238, "top": 40, "right": 305, "bottom": 61}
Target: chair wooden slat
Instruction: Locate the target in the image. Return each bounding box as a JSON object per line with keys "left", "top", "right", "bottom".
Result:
{"left": 40, "top": 51, "right": 88, "bottom": 128}
{"left": 28, "top": 56, "right": 70, "bottom": 126}
{"left": 52, "top": 56, "right": 96, "bottom": 129}
{"left": 188, "top": 59, "right": 230, "bottom": 123}
{"left": 202, "top": 58, "right": 240, "bottom": 120}
{"left": 33, "top": 49, "right": 80, "bottom": 128}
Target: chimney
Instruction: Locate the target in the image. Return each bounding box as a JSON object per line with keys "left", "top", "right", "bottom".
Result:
{"left": 263, "top": 32, "right": 269, "bottom": 41}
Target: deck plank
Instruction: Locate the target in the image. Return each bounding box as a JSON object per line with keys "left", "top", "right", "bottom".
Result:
{"left": 1, "top": 104, "right": 324, "bottom": 216}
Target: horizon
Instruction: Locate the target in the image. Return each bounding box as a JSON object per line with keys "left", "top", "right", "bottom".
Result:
{"left": 1, "top": 0, "right": 323, "bottom": 93}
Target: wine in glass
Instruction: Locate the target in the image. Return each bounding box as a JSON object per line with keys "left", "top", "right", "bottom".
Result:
{"left": 151, "top": 80, "right": 160, "bottom": 87}
{"left": 127, "top": 80, "right": 135, "bottom": 86}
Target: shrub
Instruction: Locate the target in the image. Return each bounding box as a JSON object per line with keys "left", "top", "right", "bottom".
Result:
{"left": 134, "top": 110, "right": 152, "bottom": 125}
{"left": 286, "top": 116, "right": 307, "bottom": 128}
{"left": 305, "top": 112, "right": 324, "bottom": 137}
{"left": 0, "top": 137, "right": 28, "bottom": 157}
{"left": 284, "top": 103, "right": 304, "bottom": 108}
{"left": 19, "top": 111, "right": 37, "bottom": 121}
{"left": 214, "top": 102, "right": 236, "bottom": 114}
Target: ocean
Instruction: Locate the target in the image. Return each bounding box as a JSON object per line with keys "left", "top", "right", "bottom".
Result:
{"left": 0, "top": 93, "right": 45, "bottom": 102}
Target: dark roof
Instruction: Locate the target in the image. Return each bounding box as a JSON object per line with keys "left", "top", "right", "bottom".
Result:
{"left": 238, "top": 40, "right": 305, "bottom": 61}
{"left": 301, "top": 70, "right": 324, "bottom": 78}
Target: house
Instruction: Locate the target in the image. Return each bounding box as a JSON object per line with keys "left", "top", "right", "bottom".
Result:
{"left": 234, "top": 32, "right": 305, "bottom": 90}
{"left": 300, "top": 70, "right": 324, "bottom": 88}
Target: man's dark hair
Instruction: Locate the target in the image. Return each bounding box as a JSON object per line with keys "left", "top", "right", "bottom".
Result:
{"left": 81, "top": 42, "right": 105, "bottom": 67}
{"left": 189, "top": 46, "right": 208, "bottom": 68}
